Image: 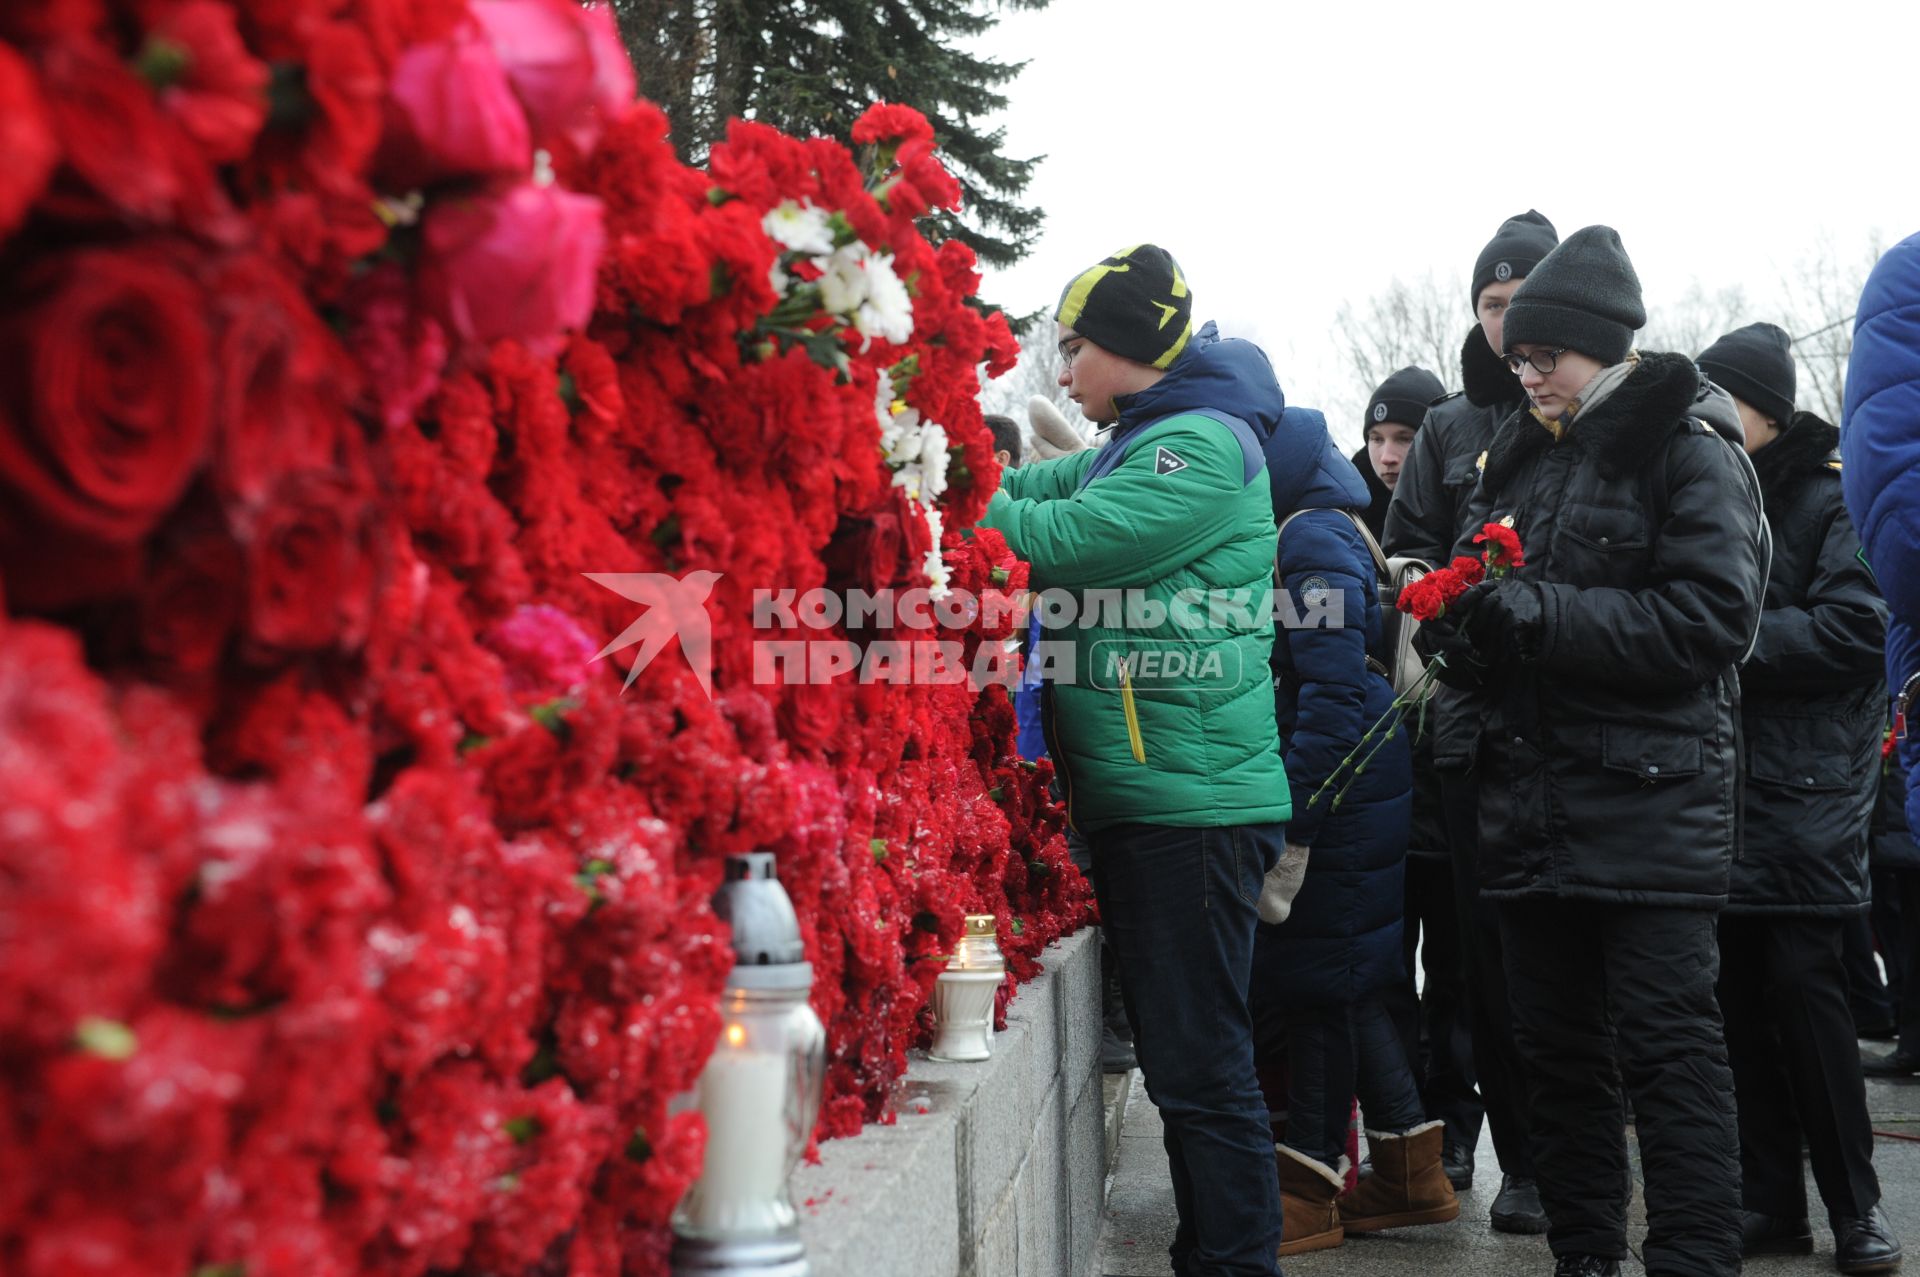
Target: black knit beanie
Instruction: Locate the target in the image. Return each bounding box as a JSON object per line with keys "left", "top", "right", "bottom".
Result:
{"left": 1501, "top": 225, "right": 1646, "bottom": 367}
{"left": 1471, "top": 209, "right": 1559, "bottom": 309}
{"left": 1055, "top": 244, "right": 1193, "bottom": 369}
{"left": 1697, "top": 322, "right": 1796, "bottom": 425}
{"left": 1364, "top": 366, "right": 1446, "bottom": 436}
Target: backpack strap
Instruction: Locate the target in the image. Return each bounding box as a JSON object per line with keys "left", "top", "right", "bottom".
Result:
{"left": 1277, "top": 507, "right": 1391, "bottom": 582}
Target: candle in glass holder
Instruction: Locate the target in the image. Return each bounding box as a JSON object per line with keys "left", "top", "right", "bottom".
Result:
{"left": 928, "top": 914, "right": 1004, "bottom": 1063}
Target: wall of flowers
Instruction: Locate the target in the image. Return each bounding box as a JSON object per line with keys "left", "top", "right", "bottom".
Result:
{"left": 0, "top": 2, "right": 1092, "bottom": 1272}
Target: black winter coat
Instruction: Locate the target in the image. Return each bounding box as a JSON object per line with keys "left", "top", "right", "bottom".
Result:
{"left": 1385, "top": 332, "right": 1527, "bottom": 773}
{"left": 1452, "top": 352, "right": 1767, "bottom": 907}
{"left": 1729, "top": 414, "right": 1887, "bottom": 914}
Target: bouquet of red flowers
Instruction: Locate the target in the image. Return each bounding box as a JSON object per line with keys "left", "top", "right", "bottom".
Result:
{"left": 1396, "top": 520, "right": 1525, "bottom": 624}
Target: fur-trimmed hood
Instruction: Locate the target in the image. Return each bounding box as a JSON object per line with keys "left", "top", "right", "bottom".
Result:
{"left": 1481, "top": 351, "right": 1713, "bottom": 492}
{"left": 1751, "top": 411, "right": 1841, "bottom": 505}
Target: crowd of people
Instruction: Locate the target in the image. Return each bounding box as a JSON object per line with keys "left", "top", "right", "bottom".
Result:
{"left": 977, "top": 220, "right": 1920, "bottom": 1277}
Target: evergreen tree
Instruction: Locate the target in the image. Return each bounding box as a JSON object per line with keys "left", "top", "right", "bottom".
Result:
{"left": 613, "top": 0, "right": 1047, "bottom": 269}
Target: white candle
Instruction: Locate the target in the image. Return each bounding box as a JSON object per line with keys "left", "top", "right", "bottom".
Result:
{"left": 679, "top": 1034, "right": 795, "bottom": 1236}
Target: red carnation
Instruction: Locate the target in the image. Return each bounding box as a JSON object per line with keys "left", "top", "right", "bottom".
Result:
{"left": 1449, "top": 554, "right": 1486, "bottom": 587}
{"left": 1474, "top": 521, "right": 1526, "bottom": 572}
{"left": 851, "top": 102, "right": 935, "bottom": 147}
{"left": 1396, "top": 571, "right": 1454, "bottom": 623}
{"left": 137, "top": 0, "right": 271, "bottom": 166}
{"left": 242, "top": 468, "right": 378, "bottom": 651}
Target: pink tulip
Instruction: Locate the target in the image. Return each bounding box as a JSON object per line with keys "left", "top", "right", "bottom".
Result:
{"left": 378, "top": 21, "right": 531, "bottom": 186}
{"left": 470, "top": 0, "right": 634, "bottom": 154}
{"left": 417, "top": 179, "right": 605, "bottom": 356}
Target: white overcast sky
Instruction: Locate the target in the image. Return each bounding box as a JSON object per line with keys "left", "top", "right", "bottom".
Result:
{"left": 968, "top": 0, "right": 1920, "bottom": 445}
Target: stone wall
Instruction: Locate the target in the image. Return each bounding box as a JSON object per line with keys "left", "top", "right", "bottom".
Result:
{"left": 793, "top": 927, "right": 1111, "bottom": 1277}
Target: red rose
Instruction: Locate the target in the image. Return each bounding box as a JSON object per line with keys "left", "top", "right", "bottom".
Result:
{"left": 1474, "top": 521, "right": 1526, "bottom": 571}
{"left": 243, "top": 469, "right": 377, "bottom": 651}
{"left": 417, "top": 179, "right": 605, "bottom": 356}
{"left": 377, "top": 19, "right": 531, "bottom": 187}
{"left": 0, "top": 246, "right": 214, "bottom": 542}
{"left": 138, "top": 514, "right": 244, "bottom": 677}
{"left": 210, "top": 254, "right": 352, "bottom": 511}
{"left": 0, "top": 44, "right": 58, "bottom": 241}
{"left": 137, "top": 0, "right": 270, "bottom": 165}
{"left": 470, "top": 0, "right": 633, "bottom": 154}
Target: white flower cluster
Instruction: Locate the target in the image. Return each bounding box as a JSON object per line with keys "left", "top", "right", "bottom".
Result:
{"left": 874, "top": 372, "right": 953, "bottom": 597}
{"left": 762, "top": 199, "right": 914, "bottom": 347}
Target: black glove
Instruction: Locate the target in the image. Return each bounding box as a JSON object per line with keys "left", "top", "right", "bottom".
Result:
{"left": 1413, "top": 588, "right": 1490, "bottom": 689}
{"left": 1459, "top": 578, "right": 1544, "bottom": 662}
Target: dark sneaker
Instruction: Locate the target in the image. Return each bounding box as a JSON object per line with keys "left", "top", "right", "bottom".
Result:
{"left": 1491, "top": 1174, "right": 1550, "bottom": 1235}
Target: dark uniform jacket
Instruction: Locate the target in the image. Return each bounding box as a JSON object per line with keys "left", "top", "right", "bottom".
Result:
{"left": 1450, "top": 352, "right": 1767, "bottom": 907}
{"left": 1730, "top": 414, "right": 1887, "bottom": 913}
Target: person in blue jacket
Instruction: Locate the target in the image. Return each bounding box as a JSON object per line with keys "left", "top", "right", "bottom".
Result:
{"left": 1249, "top": 403, "right": 1458, "bottom": 1254}
{"left": 1845, "top": 231, "right": 1920, "bottom": 842}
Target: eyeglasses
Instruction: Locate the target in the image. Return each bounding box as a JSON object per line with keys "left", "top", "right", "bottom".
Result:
{"left": 1504, "top": 347, "right": 1568, "bottom": 375}
{"left": 1057, "top": 336, "right": 1090, "bottom": 368}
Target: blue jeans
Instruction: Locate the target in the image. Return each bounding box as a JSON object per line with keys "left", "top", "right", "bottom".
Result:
{"left": 1089, "top": 821, "right": 1286, "bottom": 1277}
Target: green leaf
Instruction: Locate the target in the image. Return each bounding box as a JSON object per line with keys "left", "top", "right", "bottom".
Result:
{"left": 986, "top": 786, "right": 1005, "bottom": 801}
{"left": 556, "top": 370, "right": 579, "bottom": 412}
{"left": 503, "top": 1115, "right": 541, "bottom": 1145}
{"left": 1010, "top": 916, "right": 1026, "bottom": 936}
{"left": 529, "top": 696, "right": 579, "bottom": 740}
{"left": 458, "top": 730, "right": 492, "bottom": 756}
{"left": 706, "top": 186, "right": 734, "bottom": 207}
{"left": 869, "top": 837, "right": 889, "bottom": 862}
{"left": 75, "top": 1016, "right": 136, "bottom": 1061}
{"left": 194, "top": 1265, "right": 247, "bottom": 1277}
{"left": 574, "top": 858, "right": 617, "bottom": 904}
{"left": 650, "top": 515, "right": 681, "bottom": 549}
{"left": 135, "top": 37, "right": 190, "bottom": 89}
{"left": 626, "top": 1127, "right": 654, "bottom": 1163}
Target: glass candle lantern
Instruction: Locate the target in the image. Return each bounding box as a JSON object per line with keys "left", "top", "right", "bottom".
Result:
{"left": 927, "top": 913, "right": 1005, "bottom": 1063}
{"left": 671, "top": 853, "right": 826, "bottom": 1277}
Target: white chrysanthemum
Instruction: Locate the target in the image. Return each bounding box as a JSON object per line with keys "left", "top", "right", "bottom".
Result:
{"left": 922, "top": 507, "right": 950, "bottom": 598}
{"left": 854, "top": 252, "right": 914, "bottom": 345}
{"left": 817, "top": 243, "right": 871, "bottom": 316}
{"left": 761, "top": 199, "right": 834, "bottom": 256}
{"left": 914, "top": 422, "right": 950, "bottom": 501}
{"left": 882, "top": 410, "right": 926, "bottom": 469}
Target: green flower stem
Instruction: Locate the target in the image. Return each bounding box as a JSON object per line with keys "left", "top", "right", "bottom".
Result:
{"left": 1300, "top": 659, "right": 1446, "bottom": 813}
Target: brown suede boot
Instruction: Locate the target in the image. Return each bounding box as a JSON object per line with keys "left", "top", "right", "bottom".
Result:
{"left": 1274, "top": 1143, "right": 1347, "bottom": 1255}
{"left": 1338, "top": 1119, "right": 1461, "bottom": 1233}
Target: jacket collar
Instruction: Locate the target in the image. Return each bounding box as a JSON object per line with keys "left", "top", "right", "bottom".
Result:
{"left": 1481, "top": 350, "right": 1704, "bottom": 492}
{"left": 1751, "top": 411, "right": 1840, "bottom": 505}
{"left": 1460, "top": 327, "right": 1521, "bottom": 409}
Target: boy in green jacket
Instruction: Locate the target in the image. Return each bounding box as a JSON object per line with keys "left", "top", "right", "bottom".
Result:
{"left": 980, "top": 244, "right": 1291, "bottom": 1276}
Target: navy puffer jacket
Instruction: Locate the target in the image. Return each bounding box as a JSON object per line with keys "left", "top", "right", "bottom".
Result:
{"left": 1254, "top": 405, "right": 1410, "bottom": 1006}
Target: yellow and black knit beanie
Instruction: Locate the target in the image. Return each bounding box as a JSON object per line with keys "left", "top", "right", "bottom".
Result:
{"left": 1054, "top": 244, "right": 1193, "bottom": 369}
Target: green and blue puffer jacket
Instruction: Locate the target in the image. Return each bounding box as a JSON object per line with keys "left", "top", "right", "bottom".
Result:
{"left": 979, "top": 323, "right": 1292, "bottom": 833}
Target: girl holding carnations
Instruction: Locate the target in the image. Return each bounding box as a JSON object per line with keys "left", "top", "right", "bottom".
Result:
{"left": 1415, "top": 225, "right": 1766, "bottom": 1277}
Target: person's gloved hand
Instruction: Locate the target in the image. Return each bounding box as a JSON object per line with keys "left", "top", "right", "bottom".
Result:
{"left": 1028, "top": 395, "right": 1096, "bottom": 460}
{"left": 1460, "top": 578, "right": 1544, "bottom": 662}
{"left": 1412, "top": 585, "right": 1491, "bottom": 688}
{"left": 1257, "top": 843, "right": 1310, "bottom": 924}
